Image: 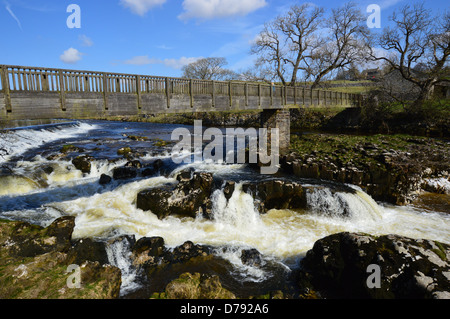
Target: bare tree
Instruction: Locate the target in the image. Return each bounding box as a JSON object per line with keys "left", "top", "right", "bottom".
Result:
{"left": 251, "top": 20, "right": 289, "bottom": 85}
{"left": 251, "top": 2, "right": 368, "bottom": 88}
{"left": 307, "top": 2, "right": 369, "bottom": 88}
{"left": 277, "top": 4, "right": 325, "bottom": 86}
{"left": 181, "top": 57, "right": 238, "bottom": 81}
{"left": 369, "top": 3, "right": 450, "bottom": 107}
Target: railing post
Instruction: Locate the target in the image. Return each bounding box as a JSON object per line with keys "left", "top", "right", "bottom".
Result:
{"left": 1, "top": 66, "right": 12, "bottom": 113}
{"left": 229, "top": 81, "right": 232, "bottom": 107}
{"left": 58, "top": 70, "right": 66, "bottom": 111}
{"left": 166, "top": 77, "right": 171, "bottom": 109}
{"left": 245, "top": 83, "right": 249, "bottom": 107}
{"left": 258, "top": 84, "right": 262, "bottom": 108}
{"left": 211, "top": 80, "right": 215, "bottom": 108}
{"left": 103, "top": 73, "right": 109, "bottom": 111}
{"left": 270, "top": 83, "right": 273, "bottom": 106}
{"left": 293, "top": 86, "right": 297, "bottom": 106}
{"left": 189, "top": 79, "right": 194, "bottom": 108}
{"left": 136, "top": 75, "right": 141, "bottom": 110}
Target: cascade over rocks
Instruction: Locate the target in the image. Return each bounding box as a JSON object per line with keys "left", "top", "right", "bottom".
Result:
{"left": 242, "top": 180, "right": 307, "bottom": 214}
{"left": 137, "top": 171, "right": 214, "bottom": 219}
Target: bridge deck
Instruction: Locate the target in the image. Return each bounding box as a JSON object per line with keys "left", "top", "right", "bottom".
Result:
{"left": 0, "top": 64, "right": 361, "bottom": 126}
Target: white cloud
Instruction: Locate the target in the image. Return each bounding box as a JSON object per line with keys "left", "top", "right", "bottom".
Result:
{"left": 179, "top": 0, "right": 267, "bottom": 20}
{"left": 5, "top": 1, "right": 22, "bottom": 30}
{"left": 123, "top": 55, "right": 202, "bottom": 69}
{"left": 120, "top": 0, "right": 166, "bottom": 16}
{"left": 162, "top": 57, "right": 201, "bottom": 69}
{"left": 124, "top": 55, "right": 159, "bottom": 65}
{"left": 60, "top": 48, "right": 83, "bottom": 64}
{"left": 79, "top": 35, "right": 94, "bottom": 47}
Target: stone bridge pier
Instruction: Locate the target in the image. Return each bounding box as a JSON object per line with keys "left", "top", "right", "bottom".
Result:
{"left": 260, "top": 109, "right": 291, "bottom": 155}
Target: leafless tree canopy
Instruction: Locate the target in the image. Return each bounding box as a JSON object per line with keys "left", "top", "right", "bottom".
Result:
{"left": 251, "top": 2, "right": 369, "bottom": 88}
{"left": 181, "top": 57, "right": 238, "bottom": 81}
{"left": 368, "top": 3, "right": 450, "bottom": 104}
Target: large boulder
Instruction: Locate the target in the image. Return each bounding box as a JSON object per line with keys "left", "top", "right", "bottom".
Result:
{"left": 130, "top": 237, "right": 234, "bottom": 296}
{"left": 242, "top": 180, "right": 307, "bottom": 214}
{"left": 151, "top": 272, "right": 236, "bottom": 299}
{"left": 137, "top": 172, "right": 214, "bottom": 219}
{"left": 0, "top": 217, "right": 122, "bottom": 299}
{"left": 1, "top": 216, "right": 75, "bottom": 258}
{"left": 300, "top": 232, "right": 450, "bottom": 299}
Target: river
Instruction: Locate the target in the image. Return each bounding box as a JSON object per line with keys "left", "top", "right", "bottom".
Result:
{"left": 0, "top": 120, "right": 449, "bottom": 297}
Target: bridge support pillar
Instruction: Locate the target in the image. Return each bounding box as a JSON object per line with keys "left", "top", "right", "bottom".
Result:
{"left": 260, "top": 109, "right": 290, "bottom": 155}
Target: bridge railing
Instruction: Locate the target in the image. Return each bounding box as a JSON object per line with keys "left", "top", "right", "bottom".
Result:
{"left": 0, "top": 64, "right": 361, "bottom": 109}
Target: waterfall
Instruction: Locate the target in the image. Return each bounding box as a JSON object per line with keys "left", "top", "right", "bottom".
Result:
{"left": 306, "top": 185, "right": 384, "bottom": 221}
{"left": 105, "top": 236, "right": 142, "bottom": 297}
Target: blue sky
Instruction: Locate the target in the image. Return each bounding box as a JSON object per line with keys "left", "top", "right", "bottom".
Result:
{"left": 0, "top": 0, "right": 448, "bottom": 78}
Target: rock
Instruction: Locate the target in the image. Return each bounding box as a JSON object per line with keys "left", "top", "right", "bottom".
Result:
{"left": 61, "top": 144, "right": 84, "bottom": 154}
{"left": 99, "top": 174, "right": 112, "bottom": 185}
{"left": 223, "top": 181, "right": 236, "bottom": 201}
{"left": 125, "top": 160, "right": 142, "bottom": 169}
{"left": 300, "top": 232, "right": 450, "bottom": 299}
{"left": 142, "top": 159, "right": 165, "bottom": 177}
{"left": 0, "top": 218, "right": 122, "bottom": 299}
{"left": 130, "top": 238, "right": 234, "bottom": 296}
{"left": 69, "top": 238, "right": 109, "bottom": 265}
{"left": 152, "top": 272, "right": 236, "bottom": 299}
{"left": 3, "top": 216, "right": 75, "bottom": 258}
{"left": 72, "top": 155, "right": 93, "bottom": 174}
{"left": 113, "top": 166, "right": 137, "bottom": 180}
{"left": 422, "top": 177, "right": 450, "bottom": 194}
{"left": 137, "top": 172, "right": 214, "bottom": 219}
{"left": 117, "top": 147, "right": 132, "bottom": 156}
{"left": 242, "top": 180, "right": 306, "bottom": 214}
{"left": 241, "top": 248, "right": 262, "bottom": 267}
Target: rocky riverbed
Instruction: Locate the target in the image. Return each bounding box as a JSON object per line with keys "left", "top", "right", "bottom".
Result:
{"left": 1, "top": 214, "right": 448, "bottom": 299}
{"left": 0, "top": 120, "right": 448, "bottom": 300}
{"left": 283, "top": 133, "right": 450, "bottom": 206}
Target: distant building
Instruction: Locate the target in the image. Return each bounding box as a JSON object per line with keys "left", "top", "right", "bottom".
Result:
{"left": 363, "top": 68, "right": 382, "bottom": 81}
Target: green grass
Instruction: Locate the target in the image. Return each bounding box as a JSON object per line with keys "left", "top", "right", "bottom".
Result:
{"left": 329, "top": 86, "right": 376, "bottom": 94}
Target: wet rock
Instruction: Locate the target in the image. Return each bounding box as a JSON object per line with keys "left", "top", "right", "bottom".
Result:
{"left": 137, "top": 172, "right": 213, "bottom": 219}
{"left": 117, "top": 147, "right": 132, "bottom": 156}
{"left": 61, "top": 144, "right": 84, "bottom": 154}
{"left": 300, "top": 232, "right": 450, "bottom": 299}
{"left": 242, "top": 180, "right": 307, "bottom": 214}
{"left": 223, "top": 181, "right": 236, "bottom": 201}
{"left": 142, "top": 159, "right": 165, "bottom": 177}
{"left": 125, "top": 160, "right": 143, "bottom": 169}
{"left": 113, "top": 166, "right": 137, "bottom": 180}
{"left": 99, "top": 174, "right": 112, "bottom": 185}
{"left": 72, "top": 155, "right": 93, "bottom": 174}
{"left": 241, "top": 248, "right": 262, "bottom": 267}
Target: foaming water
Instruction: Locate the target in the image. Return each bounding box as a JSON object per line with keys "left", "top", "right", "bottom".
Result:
{"left": 0, "top": 122, "right": 97, "bottom": 164}
{"left": 0, "top": 120, "right": 449, "bottom": 295}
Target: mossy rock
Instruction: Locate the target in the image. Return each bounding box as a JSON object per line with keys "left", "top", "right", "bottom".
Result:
{"left": 151, "top": 272, "right": 236, "bottom": 300}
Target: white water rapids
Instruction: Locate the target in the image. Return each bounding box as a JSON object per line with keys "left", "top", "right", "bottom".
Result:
{"left": 0, "top": 121, "right": 449, "bottom": 295}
